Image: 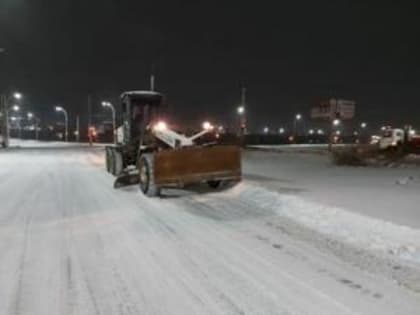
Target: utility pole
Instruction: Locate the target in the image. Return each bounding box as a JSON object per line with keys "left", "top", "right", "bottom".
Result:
{"left": 0, "top": 94, "right": 9, "bottom": 147}
{"left": 0, "top": 49, "right": 8, "bottom": 147}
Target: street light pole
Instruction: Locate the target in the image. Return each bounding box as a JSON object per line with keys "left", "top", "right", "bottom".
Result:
{"left": 0, "top": 94, "right": 7, "bottom": 147}
{"left": 55, "top": 106, "right": 68, "bottom": 142}
{"left": 0, "top": 92, "right": 22, "bottom": 147}
{"left": 102, "top": 101, "right": 116, "bottom": 144}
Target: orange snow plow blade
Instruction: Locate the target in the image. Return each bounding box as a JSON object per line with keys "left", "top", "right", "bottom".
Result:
{"left": 153, "top": 145, "right": 241, "bottom": 186}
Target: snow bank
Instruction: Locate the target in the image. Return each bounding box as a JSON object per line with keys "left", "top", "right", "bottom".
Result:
{"left": 227, "top": 183, "right": 420, "bottom": 265}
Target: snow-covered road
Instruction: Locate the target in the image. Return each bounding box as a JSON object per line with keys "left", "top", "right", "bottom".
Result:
{"left": 0, "top": 145, "right": 419, "bottom": 315}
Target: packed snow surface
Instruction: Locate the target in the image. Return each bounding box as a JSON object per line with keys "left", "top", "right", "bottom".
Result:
{"left": 0, "top": 144, "right": 419, "bottom": 315}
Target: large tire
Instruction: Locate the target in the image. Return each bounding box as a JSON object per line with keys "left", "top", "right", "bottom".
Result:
{"left": 113, "top": 150, "right": 123, "bottom": 176}
{"left": 107, "top": 148, "right": 124, "bottom": 176}
{"left": 139, "top": 153, "right": 160, "bottom": 197}
{"left": 105, "top": 147, "right": 112, "bottom": 173}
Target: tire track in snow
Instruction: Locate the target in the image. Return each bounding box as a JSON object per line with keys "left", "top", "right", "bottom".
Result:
{"left": 65, "top": 166, "right": 144, "bottom": 315}
{"left": 10, "top": 215, "right": 32, "bottom": 315}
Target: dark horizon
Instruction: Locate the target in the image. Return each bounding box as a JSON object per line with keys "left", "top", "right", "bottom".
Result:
{"left": 1, "top": 1, "right": 420, "bottom": 131}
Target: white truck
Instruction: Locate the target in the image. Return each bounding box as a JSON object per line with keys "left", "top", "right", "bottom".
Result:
{"left": 379, "top": 128, "right": 405, "bottom": 150}
{"left": 379, "top": 128, "right": 420, "bottom": 152}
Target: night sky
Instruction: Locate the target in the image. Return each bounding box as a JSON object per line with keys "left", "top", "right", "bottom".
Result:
{"left": 1, "top": 1, "right": 420, "bottom": 131}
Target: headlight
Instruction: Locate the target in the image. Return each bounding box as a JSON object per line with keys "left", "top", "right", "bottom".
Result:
{"left": 202, "top": 121, "right": 214, "bottom": 131}
{"left": 153, "top": 121, "right": 167, "bottom": 132}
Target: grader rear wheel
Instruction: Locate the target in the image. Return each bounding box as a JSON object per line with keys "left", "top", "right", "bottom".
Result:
{"left": 113, "top": 150, "right": 123, "bottom": 176}
{"left": 105, "top": 147, "right": 112, "bottom": 173}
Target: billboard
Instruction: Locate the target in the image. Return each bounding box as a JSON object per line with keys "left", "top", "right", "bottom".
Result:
{"left": 311, "top": 98, "right": 356, "bottom": 120}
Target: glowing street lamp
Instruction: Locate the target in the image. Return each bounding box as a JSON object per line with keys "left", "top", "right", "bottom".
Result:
{"left": 361, "top": 122, "right": 367, "bottom": 129}
{"left": 333, "top": 119, "right": 340, "bottom": 126}
{"left": 55, "top": 106, "right": 68, "bottom": 142}
{"left": 27, "top": 112, "right": 33, "bottom": 119}
{"left": 263, "top": 126, "right": 269, "bottom": 134}
{"left": 13, "top": 92, "right": 22, "bottom": 100}
{"left": 278, "top": 127, "right": 285, "bottom": 134}
{"left": 12, "top": 105, "right": 20, "bottom": 112}
{"left": 237, "top": 106, "right": 245, "bottom": 115}
{"left": 294, "top": 114, "right": 303, "bottom": 136}
{"left": 102, "top": 101, "right": 116, "bottom": 144}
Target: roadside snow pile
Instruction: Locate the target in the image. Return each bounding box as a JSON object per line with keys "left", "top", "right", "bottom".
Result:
{"left": 247, "top": 144, "right": 333, "bottom": 155}
{"left": 226, "top": 183, "right": 420, "bottom": 265}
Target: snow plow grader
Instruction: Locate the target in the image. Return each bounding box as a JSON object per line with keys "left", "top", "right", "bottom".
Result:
{"left": 105, "top": 91, "right": 241, "bottom": 197}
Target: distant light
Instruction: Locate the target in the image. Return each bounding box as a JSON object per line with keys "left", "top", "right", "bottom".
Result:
{"left": 13, "top": 92, "right": 22, "bottom": 100}
{"left": 27, "top": 112, "right": 33, "bottom": 119}
{"left": 335, "top": 130, "right": 341, "bottom": 135}
{"left": 309, "top": 129, "right": 314, "bottom": 135}
{"left": 409, "top": 129, "right": 416, "bottom": 136}
{"left": 333, "top": 119, "right": 340, "bottom": 126}
{"left": 12, "top": 105, "right": 20, "bottom": 112}
{"left": 361, "top": 122, "right": 367, "bottom": 128}
{"left": 295, "top": 114, "right": 302, "bottom": 120}
{"left": 353, "top": 131, "right": 359, "bottom": 136}
{"left": 102, "top": 101, "right": 111, "bottom": 107}
{"left": 10, "top": 116, "right": 17, "bottom": 121}
{"left": 380, "top": 126, "right": 387, "bottom": 131}
{"left": 74, "top": 131, "right": 79, "bottom": 136}
{"left": 203, "top": 121, "right": 214, "bottom": 131}
{"left": 278, "top": 127, "right": 285, "bottom": 134}
{"left": 55, "top": 106, "right": 63, "bottom": 112}
{"left": 218, "top": 125, "right": 224, "bottom": 132}
{"left": 237, "top": 106, "right": 245, "bottom": 114}
{"left": 263, "top": 127, "right": 269, "bottom": 134}
{"left": 317, "top": 129, "right": 324, "bottom": 135}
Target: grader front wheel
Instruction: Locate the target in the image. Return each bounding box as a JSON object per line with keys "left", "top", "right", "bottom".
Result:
{"left": 139, "top": 154, "right": 161, "bottom": 197}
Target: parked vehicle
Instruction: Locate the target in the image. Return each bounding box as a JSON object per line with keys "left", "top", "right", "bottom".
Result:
{"left": 379, "top": 127, "right": 420, "bottom": 152}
